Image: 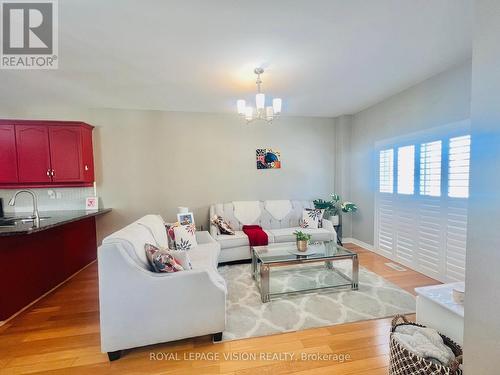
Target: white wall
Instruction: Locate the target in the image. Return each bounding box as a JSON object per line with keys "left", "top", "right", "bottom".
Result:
{"left": 463, "top": 0, "right": 500, "bottom": 372}
{"left": 0, "top": 108, "right": 335, "bottom": 239}
{"left": 348, "top": 61, "right": 472, "bottom": 244}
{"left": 333, "top": 115, "right": 353, "bottom": 238}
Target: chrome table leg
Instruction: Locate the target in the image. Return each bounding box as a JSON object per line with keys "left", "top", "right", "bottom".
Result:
{"left": 352, "top": 254, "right": 359, "bottom": 290}
{"left": 260, "top": 264, "right": 270, "bottom": 303}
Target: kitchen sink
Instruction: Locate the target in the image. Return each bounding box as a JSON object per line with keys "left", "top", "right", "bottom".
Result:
{"left": 0, "top": 216, "right": 50, "bottom": 227}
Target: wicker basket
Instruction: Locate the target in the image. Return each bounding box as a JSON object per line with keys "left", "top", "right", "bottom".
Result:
{"left": 389, "top": 315, "right": 463, "bottom": 375}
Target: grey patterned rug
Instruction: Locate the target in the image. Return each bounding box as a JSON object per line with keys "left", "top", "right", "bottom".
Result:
{"left": 218, "top": 261, "right": 415, "bottom": 341}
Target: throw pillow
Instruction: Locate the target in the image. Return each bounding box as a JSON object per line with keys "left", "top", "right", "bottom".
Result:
{"left": 145, "top": 243, "right": 184, "bottom": 273}
{"left": 301, "top": 208, "right": 324, "bottom": 229}
{"left": 168, "top": 249, "right": 192, "bottom": 270}
{"left": 173, "top": 224, "right": 198, "bottom": 250}
{"left": 165, "top": 222, "right": 179, "bottom": 249}
{"left": 211, "top": 215, "right": 235, "bottom": 235}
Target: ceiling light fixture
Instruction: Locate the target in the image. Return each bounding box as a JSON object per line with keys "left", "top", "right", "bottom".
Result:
{"left": 237, "top": 68, "right": 282, "bottom": 124}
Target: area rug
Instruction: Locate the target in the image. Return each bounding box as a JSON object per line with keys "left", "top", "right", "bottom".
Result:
{"left": 218, "top": 261, "right": 415, "bottom": 341}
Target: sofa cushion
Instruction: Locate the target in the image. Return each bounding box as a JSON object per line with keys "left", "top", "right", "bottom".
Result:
{"left": 233, "top": 201, "right": 261, "bottom": 225}
{"left": 145, "top": 243, "right": 184, "bottom": 273}
{"left": 188, "top": 243, "right": 226, "bottom": 290}
{"left": 136, "top": 214, "right": 169, "bottom": 248}
{"left": 174, "top": 224, "right": 198, "bottom": 250}
{"left": 301, "top": 208, "right": 324, "bottom": 229}
{"left": 270, "top": 227, "right": 333, "bottom": 243}
{"left": 103, "top": 223, "right": 157, "bottom": 269}
{"left": 216, "top": 231, "right": 248, "bottom": 249}
{"left": 189, "top": 244, "right": 219, "bottom": 270}
{"left": 264, "top": 200, "right": 292, "bottom": 221}
{"left": 216, "top": 230, "right": 275, "bottom": 249}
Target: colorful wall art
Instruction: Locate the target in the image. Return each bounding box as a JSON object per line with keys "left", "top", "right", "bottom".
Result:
{"left": 256, "top": 148, "right": 281, "bottom": 169}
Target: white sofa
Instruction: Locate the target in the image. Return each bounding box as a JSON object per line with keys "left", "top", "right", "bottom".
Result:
{"left": 98, "top": 214, "right": 226, "bottom": 361}
{"left": 210, "top": 200, "right": 337, "bottom": 263}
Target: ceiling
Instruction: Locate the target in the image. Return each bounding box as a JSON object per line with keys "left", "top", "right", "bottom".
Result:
{"left": 0, "top": 0, "right": 473, "bottom": 117}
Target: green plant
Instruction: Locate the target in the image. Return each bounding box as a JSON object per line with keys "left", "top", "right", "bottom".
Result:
{"left": 341, "top": 201, "right": 358, "bottom": 213}
{"left": 314, "top": 193, "right": 357, "bottom": 216}
{"left": 293, "top": 230, "right": 312, "bottom": 242}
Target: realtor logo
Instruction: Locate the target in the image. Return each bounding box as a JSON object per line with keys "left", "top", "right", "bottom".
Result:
{"left": 1, "top": 0, "right": 58, "bottom": 69}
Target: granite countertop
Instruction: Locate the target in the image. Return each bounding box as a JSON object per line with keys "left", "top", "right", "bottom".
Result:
{"left": 415, "top": 282, "right": 465, "bottom": 318}
{"left": 0, "top": 208, "right": 112, "bottom": 237}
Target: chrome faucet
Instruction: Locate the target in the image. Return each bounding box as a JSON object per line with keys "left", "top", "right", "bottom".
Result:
{"left": 9, "top": 190, "right": 41, "bottom": 227}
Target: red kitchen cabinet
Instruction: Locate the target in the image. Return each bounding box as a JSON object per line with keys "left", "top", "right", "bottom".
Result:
{"left": 49, "top": 126, "right": 83, "bottom": 182}
{"left": 0, "top": 120, "right": 95, "bottom": 188}
{"left": 0, "top": 125, "right": 18, "bottom": 183}
{"left": 16, "top": 124, "right": 52, "bottom": 183}
{"left": 81, "top": 126, "right": 95, "bottom": 183}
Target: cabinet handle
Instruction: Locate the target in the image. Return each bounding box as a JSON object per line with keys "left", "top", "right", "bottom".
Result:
{"left": 47, "top": 169, "right": 51, "bottom": 176}
{"left": 51, "top": 169, "right": 55, "bottom": 176}
{"left": 84, "top": 165, "right": 89, "bottom": 171}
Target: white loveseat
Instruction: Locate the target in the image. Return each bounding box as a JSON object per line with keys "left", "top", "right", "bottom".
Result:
{"left": 210, "top": 200, "right": 337, "bottom": 263}
{"left": 98, "top": 214, "right": 226, "bottom": 360}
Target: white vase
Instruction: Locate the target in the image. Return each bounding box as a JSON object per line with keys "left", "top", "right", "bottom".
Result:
{"left": 331, "top": 215, "right": 340, "bottom": 226}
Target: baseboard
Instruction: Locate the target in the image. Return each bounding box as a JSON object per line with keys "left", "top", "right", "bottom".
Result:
{"left": 342, "top": 238, "right": 375, "bottom": 251}
{"left": 0, "top": 260, "right": 97, "bottom": 327}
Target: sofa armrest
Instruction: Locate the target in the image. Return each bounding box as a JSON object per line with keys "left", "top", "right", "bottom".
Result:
{"left": 322, "top": 218, "right": 336, "bottom": 233}
{"left": 98, "top": 242, "right": 226, "bottom": 352}
{"left": 196, "top": 230, "right": 217, "bottom": 245}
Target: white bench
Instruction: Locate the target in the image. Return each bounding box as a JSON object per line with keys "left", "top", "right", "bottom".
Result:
{"left": 415, "top": 282, "right": 464, "bottom": 345}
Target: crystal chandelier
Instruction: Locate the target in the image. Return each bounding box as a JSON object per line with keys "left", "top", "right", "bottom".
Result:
{"left": 237, "top": 68, "right": 282, "bottom": 124}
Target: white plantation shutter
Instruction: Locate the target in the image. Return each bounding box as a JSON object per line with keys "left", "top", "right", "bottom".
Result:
{"left": 377, "top": 194, "right": 395, "bottom": 258}
{"left": 397, "top": 145, "right": 415, "bottom": 195}
{"left": 377, "top": 149, "right": 395, "bottom": 258}
{"left": 448, "top": 135, "right": 471, "bottom": 198}
{"left": 420, "top": 141, "right": 442, "bottom": 197}
{"left": 375, "top": 124, "right": 470, "bottom": 283}
{"left": 445, "top": 200, "right": 468, "bottom": 281}
{"left": 379, "top": 149, "right": 394, "bottom": 194}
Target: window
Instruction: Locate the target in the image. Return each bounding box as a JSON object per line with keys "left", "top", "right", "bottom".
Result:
{"left": 448, "top": 135, "right": 471, "bottom": 198}
{"left": 376, "top": 125, "right": 471, "bottom": 283}
{"left": 397, "top": 145, "right": 415, "bottom": 195}
{"left": 420, "top": 140, "right": 442, "bottom": 197}
{"left": 379, "top": 149, "right": 394, "bottom": 193}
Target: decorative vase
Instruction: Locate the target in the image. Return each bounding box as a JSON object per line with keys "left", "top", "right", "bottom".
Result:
{"left": 331, "top": 215, "right": 340, "bottom": 226}
{"left": 296, "top": 240, "right": 308, "bottom": 252}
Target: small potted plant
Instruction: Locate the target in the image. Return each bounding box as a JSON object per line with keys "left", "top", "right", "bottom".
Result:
{"left": 294, "top": 230, "right": 312, "bottom": 252}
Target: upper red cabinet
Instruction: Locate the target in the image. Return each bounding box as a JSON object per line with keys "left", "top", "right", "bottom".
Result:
{"left": 0, "top": 120, "right": 95, "bottom": 188}
{"left": 0, "top": 125, "right": 18, "bottom": 183}
{"left": 16, "top": 125, "right": 52, "bottom": 183}
{"left": 49, "top": 126, "right": 83, "bottom": 183}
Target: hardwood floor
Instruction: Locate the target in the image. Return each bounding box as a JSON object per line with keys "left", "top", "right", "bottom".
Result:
{"left": 0, "top": 244, "right": 439, "bottom": 374}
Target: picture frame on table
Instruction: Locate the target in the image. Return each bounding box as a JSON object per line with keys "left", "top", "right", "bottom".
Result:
{"left": 177, "top": 212, "right": 195, "bottom": 226}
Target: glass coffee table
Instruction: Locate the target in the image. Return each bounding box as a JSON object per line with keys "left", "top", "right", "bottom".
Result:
{"left": 251, "top": 241, "right": 359, "bottom": 303}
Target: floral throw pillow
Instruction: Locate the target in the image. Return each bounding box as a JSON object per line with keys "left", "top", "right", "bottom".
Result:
{"left": 301, "top": 208, "right": 324, "bottom": 229}
{"left": 211, "top": 215, "right": 235, "bottom": 235}
{"left": 168, "top": 249, "right": 192, "bottom": 270}
{"left": 165, "top": 222, "right": 179, "bottom": 249}
{"left": 145, "top": 243, "right": 184, "bottom": 273}
{"left": 173, "top": 224, "right": 198, "bottom": 250}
